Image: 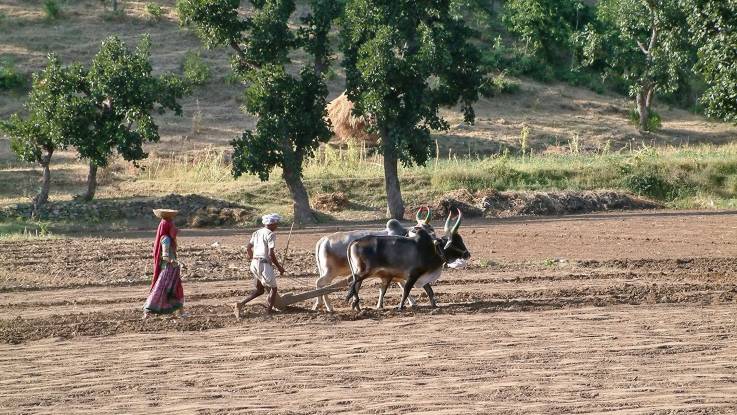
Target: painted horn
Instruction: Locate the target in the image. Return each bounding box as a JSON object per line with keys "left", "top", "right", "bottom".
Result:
{"left": 415, "top": 207, "right": 423, "bottom": 222}
{"left": 416, "top": 206, "right": 431, "bottom": 224}
{"left": 443, "top": 210, "right": 453, "bottom": 233}
{"left": 451, "top": 208, "right": 462, "bottom": 234}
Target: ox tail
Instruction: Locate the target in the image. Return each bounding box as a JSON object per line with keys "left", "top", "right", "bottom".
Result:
{"left": 345, "top": 240, "right": 360, "bottom": 302}
{"left": 315, "top": 237, "right": 326, "bottom": 284}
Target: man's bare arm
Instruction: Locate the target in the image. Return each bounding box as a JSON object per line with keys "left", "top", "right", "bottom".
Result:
{"left": 246, "top": 242, "right": 254, "bottom": 260}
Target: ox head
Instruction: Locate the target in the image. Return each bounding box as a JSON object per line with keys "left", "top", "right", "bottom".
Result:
{"left": 410, "top": 206, "right": 436, "bottom": 236}
{"left": 439, "top": 209, "right": 470, "bottom": 267}
{"left": 385, "top": 218, "right": 409, "bottom": 236}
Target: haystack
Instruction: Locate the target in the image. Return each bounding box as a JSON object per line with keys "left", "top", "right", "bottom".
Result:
{"left": 326, "top": 92, "right": 379, "bottom": 146}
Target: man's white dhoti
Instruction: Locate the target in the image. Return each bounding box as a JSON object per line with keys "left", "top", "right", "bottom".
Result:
{"left": 250, "top": 258, "right": 277, "bottom": 288}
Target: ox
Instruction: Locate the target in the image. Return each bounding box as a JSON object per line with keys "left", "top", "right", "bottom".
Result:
{"left": 313, "top": 208, "right": 434, "bottom": 312}
{"left": 345, "top": 210, "right": 470, "bottom": 311}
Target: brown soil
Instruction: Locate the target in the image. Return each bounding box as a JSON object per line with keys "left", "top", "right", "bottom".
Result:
{"left": 2, "top": 210, "right": 737, "bottom": 413}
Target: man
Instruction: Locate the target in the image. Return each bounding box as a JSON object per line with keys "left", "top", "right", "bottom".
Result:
{"left": 234, "top": 213, "right": 286, "bottom": 319}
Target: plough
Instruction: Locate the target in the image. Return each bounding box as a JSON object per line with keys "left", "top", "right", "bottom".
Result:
{"left": 271, "top": 277, "right": 351, "bottom": 309}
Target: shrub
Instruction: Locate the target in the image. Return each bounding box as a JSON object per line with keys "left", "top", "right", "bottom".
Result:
{"left": 182, "top": 51, "right": 211, "bottom": 87}
{"left": 43, "top": 0, "right": 61, "bottom": 20}
{"left": 145, "top": 3, "right": 163, "bottom": 22}
{"left": 0, "top": 59, "right": 27, "bottom": 91}
{"left": 223, "top": 72, "right": 241, "bottom": 86}
{"left": 480, "top": 72, "right": 521, "bottom": 98}
{"left": 628, "top": 108, "right": 663, "bottom": 132}
{"left": 101, "top": 0, "right": 126, "bottom": 21}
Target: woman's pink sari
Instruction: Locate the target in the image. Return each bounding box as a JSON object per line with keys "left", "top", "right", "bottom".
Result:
{"left": 144, "top": 219, "right": 184, "bottom": 314}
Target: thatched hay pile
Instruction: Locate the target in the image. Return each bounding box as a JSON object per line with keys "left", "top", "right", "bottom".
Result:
{"left": 326, "top": 92, "right": 379, "bottom": 146}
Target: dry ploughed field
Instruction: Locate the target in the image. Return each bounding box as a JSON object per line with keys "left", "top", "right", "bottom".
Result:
{"left": 2, "top": 210, "right": 737, "bottom": 413}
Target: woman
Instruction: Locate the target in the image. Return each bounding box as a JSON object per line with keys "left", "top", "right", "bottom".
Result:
{"left": 143, "top": 209, "right": 185, "bottom": 319}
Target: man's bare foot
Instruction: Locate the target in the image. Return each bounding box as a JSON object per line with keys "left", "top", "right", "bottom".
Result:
{"left": 233, "top": 303, "right": 242, "bottom": 320}
{"left": 142, "top": 312, "right": 150, "bottom": 320}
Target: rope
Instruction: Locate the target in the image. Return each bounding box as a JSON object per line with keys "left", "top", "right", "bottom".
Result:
{"left": 281, "top": 273, "right": 314, "bottom": 288}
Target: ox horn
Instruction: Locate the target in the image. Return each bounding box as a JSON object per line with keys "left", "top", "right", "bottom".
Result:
{"left": 444, "top": 208, "right": 462, "bottom": 234}
{"left": 416, "top": 206, "right": 431, "bottom": 224}
{"left": 451, "top": 208, "right": 462, "bottom": 234}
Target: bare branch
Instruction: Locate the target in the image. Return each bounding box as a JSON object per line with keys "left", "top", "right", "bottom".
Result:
{"left": 637, "top": 40, "right": 649, "bottom": 55}
{"left": 648, "top": 25, "right": 658, "bottom": 54}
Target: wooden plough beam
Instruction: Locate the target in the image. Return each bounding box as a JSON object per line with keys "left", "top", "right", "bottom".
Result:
{"left": 272, "top": 277, "right": 351, "bottom": 309}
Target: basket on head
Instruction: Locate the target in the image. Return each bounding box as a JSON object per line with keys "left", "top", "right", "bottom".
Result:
{"left": 153, "top": 209, "right": 178, "bottom": 220}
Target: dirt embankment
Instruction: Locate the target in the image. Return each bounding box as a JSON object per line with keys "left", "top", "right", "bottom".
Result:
{"left": 0, "top": 194, "right": 256, "bottom": 228}
{"left": 421, "top": 188, "right": 660, "bottom": 219}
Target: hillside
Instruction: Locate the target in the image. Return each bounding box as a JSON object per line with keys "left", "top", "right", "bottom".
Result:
{"left": 2, "top": 0, "right": 735, "bottom": 154}
{"left": 1, "top": 0, "right": 737, "bottom": 226}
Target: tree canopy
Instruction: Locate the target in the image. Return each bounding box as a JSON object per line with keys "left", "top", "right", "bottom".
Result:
{"left": 72, "top": 36, "right": 188, "bottom": 200}
{"left": 341, "top": 0, "right": 483, "bottom": 218}
{"left": 1, "top": 36, "right": 188, "bottom": 207}
{"left": 684, "top": 0, "right": 737, "bottom": 123}
{"left": 0, "top": 55, "right": 90, "bottom": 211}
{"left": 178, "top": 0, "right": 340, "bottom": 223}
{"left": 578, "top": 0, "right": 690, "bottom": 131}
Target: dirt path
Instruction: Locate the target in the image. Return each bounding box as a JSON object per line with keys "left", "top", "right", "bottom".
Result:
{"left": 2, "top": 210, "right": 737, "bottom": 413}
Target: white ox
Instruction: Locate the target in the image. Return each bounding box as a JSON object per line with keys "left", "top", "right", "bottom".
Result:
{"left": 313, "top": 209, "right": 434, "bottom": 312}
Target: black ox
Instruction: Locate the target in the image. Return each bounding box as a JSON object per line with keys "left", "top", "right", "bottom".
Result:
{"left": 345, "top": 209, "right": 470, "bottom": 311}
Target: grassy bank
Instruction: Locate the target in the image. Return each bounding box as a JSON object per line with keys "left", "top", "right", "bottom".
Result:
{"left": 4, "top": 143, "right": 737, "bottom": 234}
{"left": 133, "top": 143, "right": 737, "bottom": 213}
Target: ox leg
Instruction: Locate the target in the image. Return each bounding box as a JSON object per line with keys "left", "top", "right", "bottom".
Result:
{"left": 395, "top": 282, "right": 417, "bottom": 307}
{"left": 423, "top": 284, "right": 438, "bottom": 308}
{"left": 314, "top": 274, "right": 334, "bottom": 312}
{"left": 377, "top": 278, "right": 392, "bottom": 309}
{"left": 346, "top": 278, "right": 363, "bottom": 311}
{"left": 398, "top": 274, "right": 421, "bottom": 311}
{"left": 352, "top": 279, "right": 364, "bottom": 311}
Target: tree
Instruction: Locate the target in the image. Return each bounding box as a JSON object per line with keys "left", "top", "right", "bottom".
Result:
{"left": 683, "top": 0, "right": 737, "bottom": 123}
{"left": 502, "top": 0, "right": 589, "bottom": 64}
{"left": 177, "top": 0, "right": 339, "bottom": 224}
{"left": 0, "top": 55, "right": 91, "bottom": 213}
{"left": 72, "top": 36, "right": 187, "bottom": 201}
{"left": 341, "top": 0, "right": 483, "bottom": 219}
{"left": 579, "top": 0, "right": 689, "bottom": 132}
{"left": 2, "top": 37, "right": 187, "bottom": 204}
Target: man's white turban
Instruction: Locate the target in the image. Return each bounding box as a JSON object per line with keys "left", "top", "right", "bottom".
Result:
{"left": 262, "top": 213, "right": 282, "bottom": 225}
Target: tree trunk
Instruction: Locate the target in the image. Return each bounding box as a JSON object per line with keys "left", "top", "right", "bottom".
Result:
{"left": 382, "top": 135, "right": 405, "bottom": 220}
{"left": 79, "top": 162, "right": 98, "bottom": 201}
{"left": 636, "top": 89, "right": 650, "bottom": 132}
{"left": 282, "top": 166, "right": 317, "bottom": 225}
{"left": 636, "top": 85, "right": 656, "bottom": 132}
{"left": 32, "top": 161, "right": 51, "bottom": 217}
